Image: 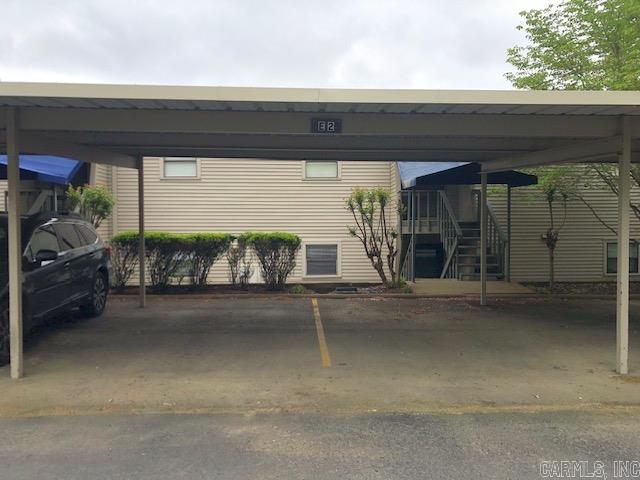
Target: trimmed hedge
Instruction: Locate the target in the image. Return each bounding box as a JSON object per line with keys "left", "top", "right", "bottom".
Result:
{"left": 180, "top": 233, "right": 234, "bottom": 288}
{"left": 226, "top": 233, "right": 253, "bottom": 288}
{"left": 245, "top": 232, "right": 301, "bottom": 290}
{"left": 109, "top": 231, "right": 140, "bottom": 291}
{"left": 108, "top": 230, "right": 300, "bottom": 291}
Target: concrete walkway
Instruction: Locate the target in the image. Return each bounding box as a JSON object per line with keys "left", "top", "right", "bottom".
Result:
{"left": 411, "top": 278, "right": 534, "bottom": 295}
{"left": 0, "top": 296, "right": 637, "bottom": 416}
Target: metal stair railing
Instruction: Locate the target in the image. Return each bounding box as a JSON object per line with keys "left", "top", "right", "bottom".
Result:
{"left": 437, "top": 190, "right": 462, "bottom": 279}
{"left": 400, "top": 234, "right": 414, "bottom": 282}
{"left": 486, "top": 202, "right": 508, "bottom": 279}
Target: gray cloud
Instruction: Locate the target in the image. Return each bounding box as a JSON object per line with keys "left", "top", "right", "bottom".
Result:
{"left": 0, "top": 0, "right": 550, "bottom": 89}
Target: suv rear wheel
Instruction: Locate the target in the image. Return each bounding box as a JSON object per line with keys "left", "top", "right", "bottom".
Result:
{"left": 80, "top": 271, "right": 108, "bottom": 318}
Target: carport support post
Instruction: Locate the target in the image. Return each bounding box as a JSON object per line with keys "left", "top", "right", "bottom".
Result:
{"left": 506, "top": 186, "right": 511, "bottom": 282}
{"left": 138, "top": 155, "right": 146, "bottom": 308}
{"left": 616, "top": 118, "right": 631, "bottom": 375}
{"left": 480, "top": 172, "right": 488, "bottom": 306}
{"left": 7, "top": 108, "right": 23, "bottom": 379}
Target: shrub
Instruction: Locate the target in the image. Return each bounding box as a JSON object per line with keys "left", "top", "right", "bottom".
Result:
{"left": 109, "top": 231, "right": 139, "bottom": 291}
{"left": 182, "top": 233, "right": 234, "bottom": 288}
{"left": 145, "top": 232, "right": 189, "bottom": 292}
{"left": 226, "top": 233, "right": 254, "bottom": 288}
{"left": 289, "top": 284, "right": 305, "bottom": 294}
{"left": 245, "top": 232, "right": 301, "bottom": 290}
{"left": 66, "top": 184, "right": 115, "bottom": 228}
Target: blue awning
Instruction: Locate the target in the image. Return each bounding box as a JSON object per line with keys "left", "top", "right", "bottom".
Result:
{"left": 398, "top": 162, "right": 469, "bottom": 189}
{"left": 397, "top": 161, "right": 537, "bottom": 189}
{"left": 0, "top": 155, "right": 83, "bottom": 185}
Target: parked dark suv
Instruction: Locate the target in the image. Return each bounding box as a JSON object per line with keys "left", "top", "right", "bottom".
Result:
{"left": 0, "top": 213, "right": 112, "bottom": 364}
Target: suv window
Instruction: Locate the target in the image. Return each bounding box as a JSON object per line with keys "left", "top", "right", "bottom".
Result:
{"left": 24, "top": 225, "right": 60, "bottom": 263}
{"left": 54, "top": 222, "right": 84, "bottom": 250}
{"left": 76, "top": 224, "right": 98, "bottom": 245}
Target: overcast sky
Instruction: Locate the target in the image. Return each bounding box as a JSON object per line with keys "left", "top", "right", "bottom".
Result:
{"left": 1, "top": 0, "right": 551, "bottom": 89}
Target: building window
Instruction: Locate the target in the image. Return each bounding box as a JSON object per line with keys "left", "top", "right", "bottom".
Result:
{"left": 304, "top": 161, "right": 339, "bottom": 179}
{"left": 306, "top": 244, "right": 338, "bottom": 276}
{"left": 163, "top": 157, "right": 198, "bottom": 178}
{"left": 605, "top": 241, "right": 639, "bottom": 274}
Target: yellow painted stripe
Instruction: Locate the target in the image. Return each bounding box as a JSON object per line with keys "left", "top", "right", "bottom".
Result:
{"left": 311, "top": 298, "right": 332, "bottom": 368}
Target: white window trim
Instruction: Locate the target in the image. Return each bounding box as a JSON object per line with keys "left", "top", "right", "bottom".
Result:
{"left": 602, "top": 239, "right": 640, "bottom": 276}
{"left": 161, "top": 157, "right": 201, "bottom": 180}
{"left": 302, "top": 240, "right": 342, "bottom": 278}
{"left": 302, "top": 161, "right": 341, "bottom": 181}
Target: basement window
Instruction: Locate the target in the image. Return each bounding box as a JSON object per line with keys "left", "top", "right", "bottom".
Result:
{"left": 163, "top": 157, "right": 198, "bottom": 178}
{"left": 304, "top": 161, "right": 339, "bottom": 179}
{"left": 605, "top": 241, "right": 639, "bottom": 275}
{"left": 306, "top": 244, "right": 339, "bottom": 276}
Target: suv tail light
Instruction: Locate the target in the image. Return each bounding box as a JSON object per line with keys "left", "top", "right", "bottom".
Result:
{"left": 105, "top": 244, "right": 112, "bottom": 257}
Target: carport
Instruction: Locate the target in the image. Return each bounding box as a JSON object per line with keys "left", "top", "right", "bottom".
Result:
{"left": 1, "top": 83, "right": 638, "bottom": 379}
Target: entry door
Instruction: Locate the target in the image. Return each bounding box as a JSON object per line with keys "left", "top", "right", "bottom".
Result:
{"left": 23, "top": 225, "right": 71, "bottom": 319}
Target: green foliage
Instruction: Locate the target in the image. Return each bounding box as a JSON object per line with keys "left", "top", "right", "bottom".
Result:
{"left": 226, "top": 233, "right": 254, "bottom": 288}
{"left": 245, "top": 232, "right": 301, "bottom": 290}
{"left": 289, "top": 284, "right": 305, "bottom": 294}
{"left": 522, "top": 165, "right": 583, "bottom": 289}
{"left": 109, "top": 231, "right": 139, "bottom": 290}
{"left": 506, "top": 0, "right": 640, "bottom": 90}
{"left": 181, "top": 233, "right": 234, "bottom": 288}
{"left": 66, "top": 184, "right": 115, "bottom": 228}
{"left": 346, "top": 187, "right": 399, "bottom": 288}
{"left": 144, "top": 232, "right": 188, "bottom": 291}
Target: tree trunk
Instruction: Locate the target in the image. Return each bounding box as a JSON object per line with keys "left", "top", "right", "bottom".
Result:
{"left": 372, "top": 259, "right": 389, "bottom": 286}
{"left": 548, "top": 247, "right": 555, "bottom": 291}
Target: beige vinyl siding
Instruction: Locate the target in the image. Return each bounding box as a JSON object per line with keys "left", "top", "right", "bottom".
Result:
{"left": 489, "top": 186, "right": 640, "bottom": 282}
{"left": 114, "top": 157, "right": 396, "bottom": 284}
{"left": 90, "top": 163, "right": 113, "bottom": 239}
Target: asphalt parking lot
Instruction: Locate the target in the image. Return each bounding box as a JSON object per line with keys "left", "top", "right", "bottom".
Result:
{"left": 0, "top": 295, "right": 638, "bottom": 415}
{"left": 2, "top": 411, "right": 640, "bottom": 480}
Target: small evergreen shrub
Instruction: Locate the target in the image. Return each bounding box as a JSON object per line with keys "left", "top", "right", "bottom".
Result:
{"left": 109, "top": 231, "right": 139, "bottom": 291}
{"left": 145, "top": 232, "right": 189, "bottom": 291}
{"left": 245, "top": 232, "right": 301, "bottom": 290}
{"left": 226, "top": 233, "right": 254, "bottom": 288}
{"left": 290, "top": 284, "right": 305, "bottom": 294}
{"left": 182, "top": 233, "right": 234, "bottom": 288}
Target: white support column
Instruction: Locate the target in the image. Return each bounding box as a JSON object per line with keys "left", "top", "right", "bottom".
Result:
{"left": 6, "top": 108, "right": 23, "bottom": 379}
{"left": 138, "top": 156, "right": 146, "bottom": 308}
{"left": 480, "top": 173, "right": 488, "bottom": 306}
{"left": 616, "top": 118, "right": 631, "bottom": 375}
{"left": 506, "top": 185, "right": 512, "bottom": 282}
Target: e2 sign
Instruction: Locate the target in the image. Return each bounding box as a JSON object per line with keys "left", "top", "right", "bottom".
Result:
{"left": 311, "top": 118, "right": 342, "bottom": 134}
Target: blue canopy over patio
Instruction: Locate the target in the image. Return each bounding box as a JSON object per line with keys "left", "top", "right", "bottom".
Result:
{"left": 0, "top": 155, "right": 83, "bottom": 185}
{"left": 398, "top": 161, "right": 537, "bottom": 189}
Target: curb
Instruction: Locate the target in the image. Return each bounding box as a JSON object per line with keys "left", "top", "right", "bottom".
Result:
{"left": 109, "top": 292, "right": 638, "bottom": 301}
{"left": 2, "top": 402, "right": 640, "bottom": 418}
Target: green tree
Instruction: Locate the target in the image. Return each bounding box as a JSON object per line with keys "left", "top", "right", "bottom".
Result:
{"left": 346, "top": 187, "right": 399, "bottom": 288}
{"left": 507, "top": 0, "right": 640, "bottom": 282}
{"left": 66, "top": 184, "right": 115, "bottom": 229}
{"left": 528, "top": 167, "right": 579, "bottom": 290}
{"left": 506, "top": 0, "right": 640, "bottom": 91}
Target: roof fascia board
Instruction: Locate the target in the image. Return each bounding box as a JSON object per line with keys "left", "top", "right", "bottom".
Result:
{"left": 1, "top": 82, "right": 640, "bottom": 107}
{"left": 20, "top": 132, "right": 138, "bottom": 169}
{"left": 18, "top": 108, "right": 623, "bottom": 138}
{"left": 481, "top": 136, "right": 623, "bottom": 173}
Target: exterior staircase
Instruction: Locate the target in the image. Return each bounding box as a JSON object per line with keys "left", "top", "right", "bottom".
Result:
{"left": 456, "top": 221, "right": 504, "bottom": 281}
{"left": 400, "top": 189, "right": 507, "bottom": 282}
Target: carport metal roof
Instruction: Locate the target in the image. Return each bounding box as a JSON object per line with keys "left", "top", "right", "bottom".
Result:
{"left": 0, "top": 82, "right": 639, "bottom": 170}
{"left": 0, "top": 82, "right": 638, "bottom": 380}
